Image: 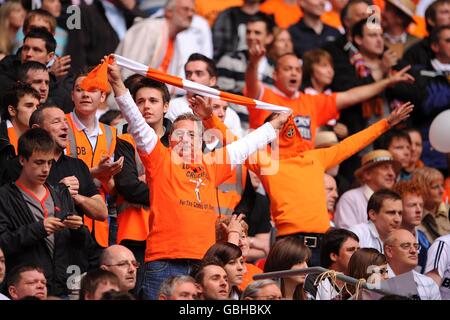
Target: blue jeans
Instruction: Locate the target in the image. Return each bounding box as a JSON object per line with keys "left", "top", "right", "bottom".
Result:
{"left": 141, "top": 259, "right": 200, "bottom": 300}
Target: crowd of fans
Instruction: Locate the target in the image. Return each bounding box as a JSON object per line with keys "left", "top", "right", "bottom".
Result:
{"left": 0, "top": 0, "right": 449, "bottom": 301}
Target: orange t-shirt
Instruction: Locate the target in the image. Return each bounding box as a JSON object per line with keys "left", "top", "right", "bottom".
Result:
{"left": 321, "top": 11, "right": 343, "bottom": 32}
{"left": 196, "top": 0, "right": 243, "bottom": 26}
{"left": 239, "top": 262, "right": 263, "bottom": 292}
{"left": 140, "top": 141, "right": 232, "bottom": 262}
{"left": 246, "top": 119, "right": 390, "bottom": 236}
{"left": 249, "top": 85, "right": 339, "bottom": 150}
{"left": 260, "top": 0, "right": 303, "bottom": 29}
{"left": 159, "top": 38, "right": 174, "bottom": 73}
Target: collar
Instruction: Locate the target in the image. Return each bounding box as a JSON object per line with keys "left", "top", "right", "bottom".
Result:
{"left": 70, "top": 111, "right": 103, "bottom": 136}
{"left": 362, "top": 184, "right": 374, "bottom": 201}
{"left": 384, "top": 32, "right": 407, "bottom": 44}
{"left": 6, "top": 119, "right": 13, "bottom": 129}
{"left": 271, "top": 85, "right": 300, "bottom": 99}
{"left": 431, "top": 58, "right": 450, "bottom": 73}
{"left": 367, "top": 220, "right": 381, "bottom": 239}
{"left": 387, "top": 264, "right": 396, "bottom": 278}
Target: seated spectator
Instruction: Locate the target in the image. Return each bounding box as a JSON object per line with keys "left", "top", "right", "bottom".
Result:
{"left": 6, "top": 265, "right": 48, "bottom": 300}
{"left": 264, "top": 237, "right": 311, "bottom": 300}
{"left": 158, "top": 275, "right": 199, "bottom": 300}
{"left": 241, "top": 279, "right": 282, "bottom": 300}
{"left": 192, "top": 261, "right": 230, "bottom": 300}
{"left": 212, "top": 0, "right": 265, "bottom": 61}
{"left": 100, "top": 290, "right": 135, "bottom": 300}
{"left": 412, "top": 167, "right": 450, "bottom": 243}
{"left": 345, "top": 248, "right": 389, "bottom": 299}
{"left": 425, "top": 234, "right": 450, "bottom": 300}
{"left": 0, "top": 0, "right": 26, "bottom": 60}
{"left": 312, "top": 228, "right": 360, "bottom": 300}
{"left": 324, "top": 174, "right": 339, "bottom": 222}
{"left": 203, "top": 243, "right": 246, "bottom": 299}
{"left": 0, "top": 247, "right": 8, "bottom": 300}
{"left": 381, "top": 0, "right": 420, "bottom": 58}
{"left": 266, "top": 27, "right": 294, "bottom": 61}
{"left": 393, "top": 180, "right": 430, "bottom": 273}
{"left": 217, "top": 14, "right": 275, "bottom": 95}
{"left": 384, "top": 229, "right": 441, "bottom": 299}
{"left": 288, "top": 0, "right": 340, "bottom": 58}
{"left": 405, "top": 127, "right": 424, "bottom": 174}
{"left": 334, "top": 150, "right": 401, "bottom": 229}
{"left": 349, "top": 189, "right": 403, "bottom": 253}
{"left": 80, "top": 269, "right": 120, "bottom": 300}
{"left": 100, "top": 245, "right": 139, "bottom": 296}
{"left": 374, "top": 129, "right": 412, "bottom": 180}
{"left": 17, "top": 61, "right": 49, "bottom": 104}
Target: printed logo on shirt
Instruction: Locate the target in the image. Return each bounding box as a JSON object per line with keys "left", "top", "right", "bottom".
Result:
{"left": 293, "top": 115, "right": 312, "bottom": 140}
{"left": 442, "top": 277, "right": 450, "bottom": 288}
{"left": 77, "top": 146, "right": 87, "bottom": 156}
{"left": 283, "top": 122, "right": 296, "bottom": 139}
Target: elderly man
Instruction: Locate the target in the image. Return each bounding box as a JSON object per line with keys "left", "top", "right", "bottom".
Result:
{"left": 384, "top": 229, "right": 441, "bottom": 300}
{"left": 158, "top": 275, "right": 199, "bottom": 300}
{"left": 100, "top": 245, "right": 139, "bottom": 295}
{"left": 335, "top": 150, "right": 401, "bottom": 229}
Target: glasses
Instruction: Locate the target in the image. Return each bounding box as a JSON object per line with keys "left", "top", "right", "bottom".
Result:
{"left": 398, "top": 242, "right": 421, "bottom": 251}
{"left": 105, "top": 260, "right": 140, "bottom": 269}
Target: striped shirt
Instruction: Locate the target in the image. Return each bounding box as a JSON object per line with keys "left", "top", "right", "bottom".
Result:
{"left": 425, "top": 235, "right": 450, "bottom": 299}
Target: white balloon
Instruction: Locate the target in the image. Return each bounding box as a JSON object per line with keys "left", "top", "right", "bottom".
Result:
{"left": 429, "top": 109, "right": 450, "bottom": 153}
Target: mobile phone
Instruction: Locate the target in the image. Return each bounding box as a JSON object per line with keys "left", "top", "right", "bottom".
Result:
{"left": 61, "top": 213, "right": 76, "bottom": 221}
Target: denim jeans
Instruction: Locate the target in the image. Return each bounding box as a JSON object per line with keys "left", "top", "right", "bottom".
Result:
{"left": 141, "top": 259, "right": 200, "bottom": 300}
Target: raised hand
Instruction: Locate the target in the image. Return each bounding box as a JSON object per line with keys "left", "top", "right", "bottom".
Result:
{"left": 49, "top": 55, "right": 71, "bottom": 78}
{"left": 386, "top": 102, "right": 414, "bottom": 127}
{"left": 268, "top": 110, "right": 292, "bottom": 130}
{"left": 248, "top": 42, "right": 266, "bottom": 65}
{"left": 106, "top": 55, "right": 127, "bottom": 96}
{"left": 189, "top": 95, "right": 212, "bottom": 120}
{"left": 388, "top": 65, "right": 415, "bottom": 86}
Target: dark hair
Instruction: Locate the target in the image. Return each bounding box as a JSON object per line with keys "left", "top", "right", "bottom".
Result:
{"left": 320, "top": 228, "right": 360, "bottom": 269}
{"left": 99, "top": 110, "right": 123, "bottom": 126}
{"left": 131, "top": 77, "right": 171, "bottom": 104}
{"left": 374, "top": 129, "right": 412, "bottom": 150}
{"left": 302, "top": 49, "right": 333, "bottom": 86}
{"left": 124, "top": 74, "right": 145, "bottom": 91}
{"left": 367, "top": 189, "right": 402, "bottom": 217}
{"left": 18, "top": 61, "right": 48, "bottom": 83}
{"left": 203, "top": 243, "right": 243, "bottom": 266}
{"left": 185, "top": 53, "right": 217, "bottom": 78}
{"left": 247, "top": 13, "right": 275, "bottom": 35}
{"left": 23, "top": 9, "right": 56, "bottom": 34}
{"left": 23, "top": 27, "right": 56, "bottom": 54}
{"left": 79, "top": 269, "right": 120, "bottom": 300}
{"left": 6, "top": 265, "right": 45, "bottom": 288}
{"left": 430, "top": 25, "right": 450, "bottom": 45}
{"left": 425, "top": 0, "right": 450, "bottom": 32}
{"left": 29, "top": 103, "right": 62, "bottom": 127}
{"left": 347, "top": 248, "right": 386, "bottom": 280}
{"left": 351, "top": 18, "right": 376, "bottom": 41}
{"left": 18, "top": 127, "right": 55, "bottom": 160}
{"left": 340, "top": 0, "right": 373, "bottom": 31}
{"left": 191, "top": 260, "right": 225, "bottom": 285}
{"left": 1, "top": 84, "right": 41, "bottom": 120}
{"left": 100, "top": 290, "right": 135, "bottom": 300}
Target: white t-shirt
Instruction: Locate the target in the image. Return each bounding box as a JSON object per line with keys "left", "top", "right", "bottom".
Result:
{"left": 425, "top": 234, "right": 450, "bottom": 300}
{"left": 315, "top": 278, "right": 341, "bottom": 300}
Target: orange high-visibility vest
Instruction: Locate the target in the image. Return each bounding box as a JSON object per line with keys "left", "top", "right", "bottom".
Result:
{"left": 115, "top": 133, "right": 150, "bottom": 244}
{"left": 65, "top": 113, "right": 117, "bottom": 247}
{"left": 7, "top": 122, "right": 18, "bottom": 154}
{"left": 216, "top": 164, "right": 247, "bottom": 215}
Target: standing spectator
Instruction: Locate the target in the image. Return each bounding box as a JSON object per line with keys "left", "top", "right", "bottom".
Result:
{"left": 6, "top": 265, "right": 48, "bottom": 300}
{"left": 384, "top": 229, "right": 441, "bottom": 299}
{"left": 107, "top": 56, "right": 289, "bottom": 300}
{"left": 212, "top": 0, "right": 265, "bottom": 61}
{"left": 0, "top": 128, "right": 93, "bottom": 296}
{"left": 192, "top": 262, "right": 230, "bottom": 300}
{"left": 288, "top": 0, "right": 341, "bottom": 58}
{"left": 195, "top": 0, "right": 243, "bottom": 26}
{"left": 0, "top": 247, "right": 8, "bottom": 300}
{"left": 334, "top": 150, "right": 401, "bottom": 229}
{"left": 217, "top": 14, "right": 275, "bottom": 95}
{"left": 425, "top": 234, "right": 450, "bottom": 300}
{"left": 79, "top": 269, "right": 120, "bottom": 300}
{"left": 260, "top": 0, "right": 303, "bottom": 29}
{"left": 313, "top": 228, "right": 360, "bottom": 299}
{"left": 116, "top": 0, "right": 195, "bottom": 80}
{"left": 374, "top": 129, "right": 412, "bottom": 180}
{"left": 100, "top": 245, "right": 139, "bottom": 295}
{"left": 349, "top": 189, "right": 403, "bottom": 253}
{"left": 0, "top": 0, "right": 26, "bottom": 60}
{"left": 17, "top": 61, "right": 50, "bottom": 104}
{"left": 381, "top": 0, "right": 420, "bottom": 58}
{"left": 157, "top": 275, "right": 199, "bottom": 300}
{"left": 405, "top": 127, "right": 424, "bottom": 174}
{"left": 241, "top": 279, "right": 283, "bottom": 300}
{"left": 264, "top": 237, "right": 311, "bottom": 300}
{"left": 412, "top": 167, "right": 450, "bottom": 243}
{"left": 393, "top": 180, "right": 430, "bottom": 273}
{"left": 203, "top": 243, "right": 246, "bottom": 299}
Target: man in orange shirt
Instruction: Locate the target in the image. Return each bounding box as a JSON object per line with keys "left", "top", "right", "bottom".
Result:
{"left": 107, "top": 57, "right": 289, "bottom": 300}
{"left": 245, "top": 42, "right": 414, "bottom": 150}
{"left": 195, "top": 94, "right": 413, "bottom": 266}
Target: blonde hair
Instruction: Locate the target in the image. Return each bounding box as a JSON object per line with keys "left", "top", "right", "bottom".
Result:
{"left": 411, "top": 167, "right": 444, "bottom": 199}
{"left": 0, "top": 0, "right": 24, "bottom": 55}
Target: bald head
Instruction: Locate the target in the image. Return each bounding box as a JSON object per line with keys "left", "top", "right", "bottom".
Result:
{"left": 384, "top": 229, "right": 415, "bottom": 247}
{"left": 100, "top": 245, "right": 138, "bottom": 292}
{"left": 384, "top": 229, "right": 418, "bottom": 274}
